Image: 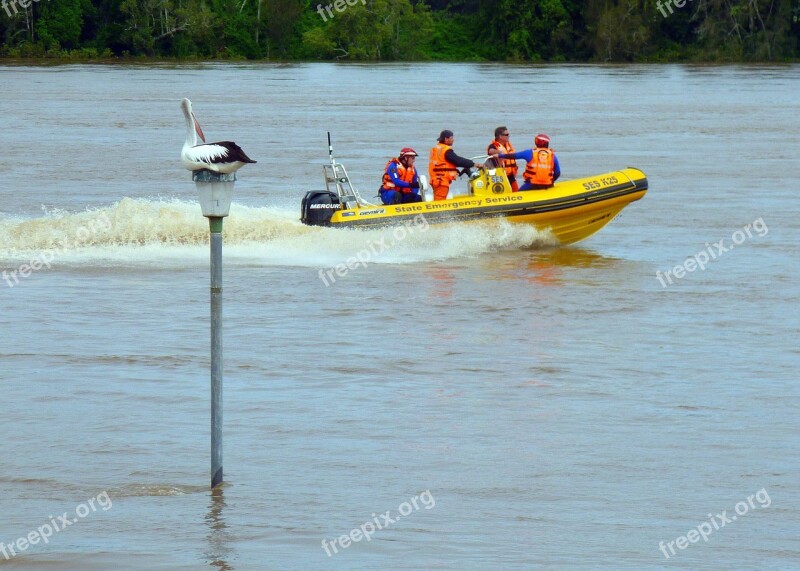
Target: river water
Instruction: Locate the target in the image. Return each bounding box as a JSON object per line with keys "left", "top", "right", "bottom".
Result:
{"left": 0, "top": 63, "right": 798, "bottom": 569}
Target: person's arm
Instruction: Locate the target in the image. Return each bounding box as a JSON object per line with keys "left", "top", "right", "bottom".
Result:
{"left": 386, "top": 163, "right": 413, "bottom": 189}
{"left": 410, "top": 171, "right": 420, "bottom": 190}
{"left": 553, "top": 154, "right": 561, "bottom": 181}
{"left": 487, "top": 143, "right": 499, "bottom": 156}
{"left": 498, "top": 149, "right": 532, "bottom": 162}
{"left": 444, "top": 149, "right": 480, "bottom": 169}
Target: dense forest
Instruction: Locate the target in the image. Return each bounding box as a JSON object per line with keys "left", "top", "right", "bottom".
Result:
{"left": 1, "top": 0, "right": 798, "bottom": 61}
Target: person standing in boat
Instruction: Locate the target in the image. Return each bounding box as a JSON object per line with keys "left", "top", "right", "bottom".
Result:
{"left": 486, "top": 126, "right": 519, "bottom": 192}
{"left": 429, "top": 130, "right": 482, "bottom": 201}
{"left": 379, "top": 147, "right": 423, "bottom": 205}
{"left": 498, "top": 133, "right": 561, "bottom": 190}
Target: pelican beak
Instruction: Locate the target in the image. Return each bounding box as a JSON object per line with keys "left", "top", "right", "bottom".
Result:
{"left": 193, "top": 113, "right": 206, "bottom": 143}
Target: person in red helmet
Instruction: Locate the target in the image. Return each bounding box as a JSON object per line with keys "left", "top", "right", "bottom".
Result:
{"left": 379, "top": 147, "right": 423, "bottom": 205}
{"left": 497, "top": 133, "right": 561, "bottom": 190}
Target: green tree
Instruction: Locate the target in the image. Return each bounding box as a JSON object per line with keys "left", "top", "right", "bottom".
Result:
{"left": 588, "top": 0, "right": 651, "bottom": 61}
{"left": 302, "top": 0, "right": 433, "bottom": 60}
{"left": 37, "top": 0, "right": 84, "bottom": 49}
{"left": 264, "top": 0, "right": 303, "bottom": 57}
{"left": 478, "top": 0, "right": 576, "bottom": 61}
{"left": 1, "top": 0, "right": 798, "bottom": 60}
{"left": 692, "top": 0, "right": 795, "bottom": 59}
{"left": 118, "top": 0, "right": 217, "bottom": 56}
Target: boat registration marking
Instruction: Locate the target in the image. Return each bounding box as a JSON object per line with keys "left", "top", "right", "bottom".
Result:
{"left": 583, "top": 176, "right": 618, "bottom": 191}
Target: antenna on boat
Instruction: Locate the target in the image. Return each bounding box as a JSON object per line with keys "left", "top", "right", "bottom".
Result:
{"left": 322, "top": 131, "right": 376, "bottom": 208}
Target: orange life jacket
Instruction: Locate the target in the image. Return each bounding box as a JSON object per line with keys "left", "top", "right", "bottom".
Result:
{"left": 524, "top": 147, "right": 555, "bottom": 185}
{"left": 381, "top": 158, "right": 416, "bottom": 191}
{"left": 429, "top": 144, "right": 458, "bottom": 186}
{"left": 487, "top": 139, "right": 518, "bottom": 177}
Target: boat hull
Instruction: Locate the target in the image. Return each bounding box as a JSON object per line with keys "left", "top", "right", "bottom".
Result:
{"left": 322, "top": 167, "right": 648, "bottom": 245}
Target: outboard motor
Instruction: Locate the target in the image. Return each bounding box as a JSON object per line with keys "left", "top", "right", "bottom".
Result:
{"left": 301, "top": 191, "right": 341, "bottom": 226}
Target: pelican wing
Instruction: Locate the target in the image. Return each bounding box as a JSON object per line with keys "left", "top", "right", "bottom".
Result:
{"left": 188, "top": 143, "right": 234, "bottom": 165}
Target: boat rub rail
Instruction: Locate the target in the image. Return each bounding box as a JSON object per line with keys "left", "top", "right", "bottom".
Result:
{"left": 364, "top": 177, "right": 644, "bottom": 218}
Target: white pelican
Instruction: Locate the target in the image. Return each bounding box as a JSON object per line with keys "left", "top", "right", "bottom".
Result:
{"left": 181, "top": 98, "right": 256, "bottom": 174}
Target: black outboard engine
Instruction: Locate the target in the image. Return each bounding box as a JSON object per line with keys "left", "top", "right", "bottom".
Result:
{"left": 301, "top": 191, "right": 342, "bottom": 226}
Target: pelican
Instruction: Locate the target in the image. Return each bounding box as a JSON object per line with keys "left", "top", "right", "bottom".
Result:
{"left": 181, "top": 98, "right": 256, "bottom": 174}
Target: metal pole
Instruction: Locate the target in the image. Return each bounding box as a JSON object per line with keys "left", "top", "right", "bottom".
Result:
{"left": 193, "top": 169, "right": 234, "bottom": 490}
{"left": 210, "top": 216, "right": 223, "bottom": 489}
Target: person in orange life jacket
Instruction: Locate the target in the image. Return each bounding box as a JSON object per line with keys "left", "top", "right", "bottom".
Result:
{"left": 498, "top": 133, "right": 561, "bottom": 190}
{"left": 486, "top": 126, "right": 519, "bottom": 192}
{"left": 428, "top": 130, "right": 481, "bottom": 201}
{"left": 379, "top": 147, "right": 423, "bottom": 205}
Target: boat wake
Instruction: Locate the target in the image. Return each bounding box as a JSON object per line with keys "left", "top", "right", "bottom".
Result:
{"left": 0, "top": 198, "right": 557, "bottom": 269}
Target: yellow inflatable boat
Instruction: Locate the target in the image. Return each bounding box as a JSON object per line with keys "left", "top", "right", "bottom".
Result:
{"left": 300, "top": 156, "right": 647, "bottom": 246}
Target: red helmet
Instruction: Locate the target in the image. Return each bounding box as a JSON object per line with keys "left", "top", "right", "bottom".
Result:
{"left": 534, "top": 134, "right": 550, "bottom": 148}
{"left": 399, "top": 147, "right": 418, "bottom": 158}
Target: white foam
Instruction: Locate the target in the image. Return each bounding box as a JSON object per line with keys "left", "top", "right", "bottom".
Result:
{"left": 0, "top": 198, "right": 556, "bottom": 269}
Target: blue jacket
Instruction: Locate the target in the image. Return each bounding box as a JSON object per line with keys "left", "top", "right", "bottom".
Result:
{"left": 499, "top": 149, "right": 561, "bottom": 181}
{"left": 382, "top": 161, "right": 419, "bottom": 191}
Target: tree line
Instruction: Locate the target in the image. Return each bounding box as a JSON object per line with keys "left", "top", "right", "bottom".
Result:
{"left": 1, "top": 0, "right": 797, "bottom": 61}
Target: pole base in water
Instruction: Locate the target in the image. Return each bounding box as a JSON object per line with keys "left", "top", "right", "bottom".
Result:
{"left": 212, "top": 467, "right": 223, "bottom": 489}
